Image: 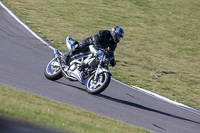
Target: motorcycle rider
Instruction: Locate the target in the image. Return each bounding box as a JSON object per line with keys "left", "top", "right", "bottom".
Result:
{"left": 65, "top": 26, "right": 124, "bottom": 67}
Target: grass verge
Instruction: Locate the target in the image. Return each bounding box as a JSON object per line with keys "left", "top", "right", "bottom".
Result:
{"left": 0, "top": 85, "right": 150, "bottom": 133}
{"left": 1, "top": 0, "right": 200, "bottom": 109}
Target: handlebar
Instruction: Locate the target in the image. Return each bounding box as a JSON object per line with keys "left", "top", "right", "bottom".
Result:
{"left": 92, "top": 46, "right": 112, "bottom": 54}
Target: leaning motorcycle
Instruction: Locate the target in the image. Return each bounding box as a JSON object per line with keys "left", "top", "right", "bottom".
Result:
{"left": 44, "top": 36, "right": 113, "bottom": 95}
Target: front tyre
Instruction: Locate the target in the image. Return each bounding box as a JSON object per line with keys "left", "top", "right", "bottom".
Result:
{"left": 44, "top": 58, "right": 63, "bottom": 80}
{"left": 86, "top": 72, "right": 111, "bottom": 95}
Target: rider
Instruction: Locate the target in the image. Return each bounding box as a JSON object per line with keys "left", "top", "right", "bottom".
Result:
{"left": 65, "top": 26, "right": 124, "bottom": 67}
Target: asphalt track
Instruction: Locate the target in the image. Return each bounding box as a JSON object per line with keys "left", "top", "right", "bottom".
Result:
{"left": 0, "top": 3, "right": 200, "bottom": 133}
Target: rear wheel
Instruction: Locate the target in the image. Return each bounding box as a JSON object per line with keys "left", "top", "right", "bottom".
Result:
{"left": 86, "top": 72, "right": 111, "bottom": 95}
{"left": 44, "top": 58, "right": 63, "bottom": 80}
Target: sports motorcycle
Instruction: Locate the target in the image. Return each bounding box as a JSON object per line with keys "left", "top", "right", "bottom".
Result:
{"left": 44, "top": 36, "right": 114, "bottom": 94}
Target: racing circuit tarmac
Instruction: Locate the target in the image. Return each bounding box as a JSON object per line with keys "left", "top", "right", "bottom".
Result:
{"left": 0, "top": 2, "right": 200, "bottom": 133}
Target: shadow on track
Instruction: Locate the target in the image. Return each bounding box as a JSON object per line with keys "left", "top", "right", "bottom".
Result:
{"left": 97, "top": 94, "right": 200, "bottom": 125}
{"left": 53, "top": 80, "right": 200, "bottom": 125}
{"left": 54, "top": 81, "right": 86, "bottom": 92}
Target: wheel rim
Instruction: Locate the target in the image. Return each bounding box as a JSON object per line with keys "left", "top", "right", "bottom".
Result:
{"left": 46, "top": 58, "right": 61, "bottom": 75}
{"left": 88, "top": 73, "right": 106, "bottom": 91}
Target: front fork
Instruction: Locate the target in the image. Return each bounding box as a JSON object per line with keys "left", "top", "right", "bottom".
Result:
{"left": 94, "top": 54, "right": 105, "bottom": 81}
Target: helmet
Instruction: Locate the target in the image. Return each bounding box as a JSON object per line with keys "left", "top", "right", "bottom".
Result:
{"left": 110, "top": 26, "right": 124, "bottom": 43}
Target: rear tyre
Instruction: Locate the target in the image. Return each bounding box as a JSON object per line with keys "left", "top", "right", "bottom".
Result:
{"left": 86, "top": 72, "right": 111, "bottom": 95}
{"left": 44, "top": 58, "right": 63, "bottom": 80}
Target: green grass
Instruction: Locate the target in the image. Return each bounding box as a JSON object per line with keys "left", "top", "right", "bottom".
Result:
{"left": 1, "top": 0, "right": 200, "bottom": 110}
{"left": 0, "top": 85, "right": 150, "bottom": 133}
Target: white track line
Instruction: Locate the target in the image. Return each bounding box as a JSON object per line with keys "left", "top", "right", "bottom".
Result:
{"left": 0, "top": 1, "right": 55, "bottom": 51}
{"left": 112, "top": 78, "right": 200, "bottom": 115}
{"left": 1, "top": 1, "right": 199, "bottom": 115}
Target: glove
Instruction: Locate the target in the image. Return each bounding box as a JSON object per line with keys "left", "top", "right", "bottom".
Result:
{"left": 106, "top": 52, "right": 112, "bottom": 58}
{"left": 110, "top": 58, "right": 116, "bottom": 67}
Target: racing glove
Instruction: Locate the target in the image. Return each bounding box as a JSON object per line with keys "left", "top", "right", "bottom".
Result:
{"left": 110, "top": 58, "right": 116, "bottom": 67}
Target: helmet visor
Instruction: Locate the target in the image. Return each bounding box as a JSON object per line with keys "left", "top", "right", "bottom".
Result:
{"left": 117, "top": 34, "right": 123, "bottom": 42}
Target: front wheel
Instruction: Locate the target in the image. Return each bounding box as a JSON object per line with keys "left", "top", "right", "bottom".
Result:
{"left": 86, "top": 72, "right": 111, "bottom": 95}
{"left": 44, "top": 58, "right": 63, "bottom": 80}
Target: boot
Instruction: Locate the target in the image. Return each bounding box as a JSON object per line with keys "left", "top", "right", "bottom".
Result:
{"left": 64, "top": 48, "right": 79, "bottom": 65}
{"left": 64, "top": 52, "right": 72, "bottom": 65}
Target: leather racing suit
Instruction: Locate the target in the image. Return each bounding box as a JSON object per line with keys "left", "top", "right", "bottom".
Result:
{"left": 66, "top": 30, "right": 117, "bottom": 66}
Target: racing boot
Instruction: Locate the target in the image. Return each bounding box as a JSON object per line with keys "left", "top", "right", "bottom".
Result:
{"left": 64, "top": 48, "right": 79, "bottom": 65}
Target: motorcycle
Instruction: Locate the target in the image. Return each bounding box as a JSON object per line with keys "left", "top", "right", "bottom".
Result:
{"left": 44, "top": 36, "right": 114, "bottom": 94}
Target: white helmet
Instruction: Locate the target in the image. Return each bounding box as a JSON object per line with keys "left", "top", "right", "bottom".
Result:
{"left": 110, "top": 26, "right": 124, "bottom": 43}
